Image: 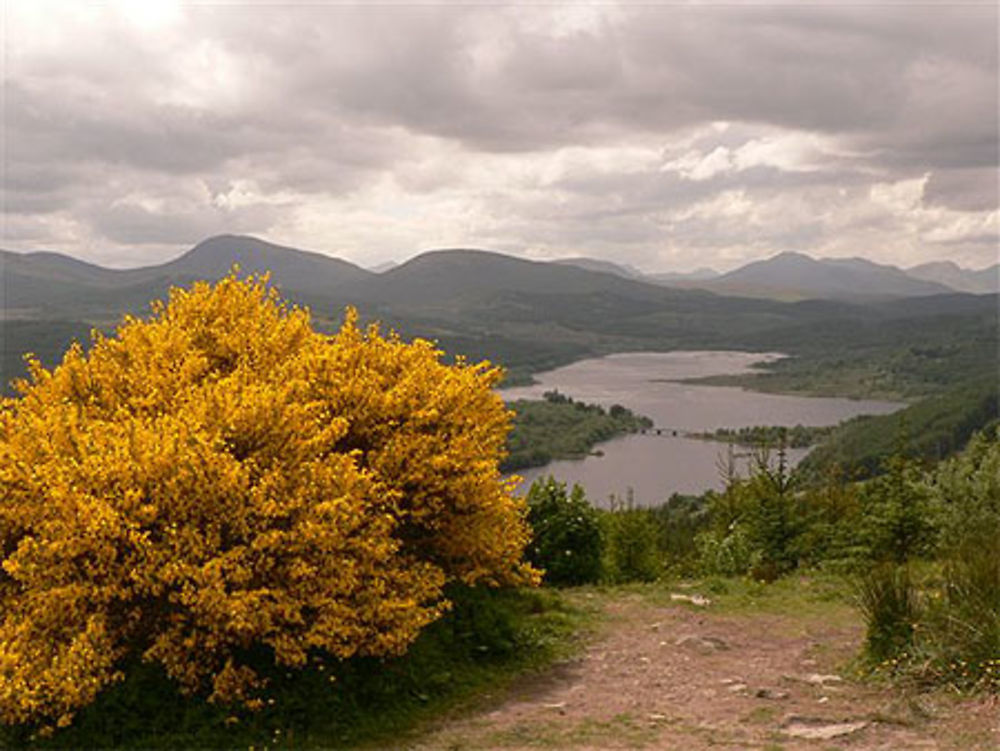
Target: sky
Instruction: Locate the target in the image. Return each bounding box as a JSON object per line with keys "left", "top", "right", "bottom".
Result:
{"left": 3, "top": 0, "right": 998, "bottom": 272}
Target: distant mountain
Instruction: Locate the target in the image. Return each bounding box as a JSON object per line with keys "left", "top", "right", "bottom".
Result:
{"left": 645, "top": 267, "right": 719, "bottom": 283}
{"left": 2, "top": 236, "right": 995, "bottom": 399}
{"left": 551, "top": 257, "right": 642, "bottom": 279}
{"left": 668, "top": 251, "right": 955, "bottom": 301}
{"left": 148, "top": 235, "right": 374, "bottom": 295}
{"left": 552, "top": 258, "right": 722, "bottom": 285}
{"left": 0, "top": 235, "right": 373, "bottom": 319}
{"left": 906, "top": 261, "right": 1000, "bottom": 294}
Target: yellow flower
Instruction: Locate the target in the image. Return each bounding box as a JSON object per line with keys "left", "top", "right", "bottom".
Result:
{"left": 0, "top": 274, "right": 537, "bottom": 726}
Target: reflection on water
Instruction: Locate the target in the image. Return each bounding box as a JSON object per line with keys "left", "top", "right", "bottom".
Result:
{"left": 504, "top": 352, "right": 903, "bottom": 506}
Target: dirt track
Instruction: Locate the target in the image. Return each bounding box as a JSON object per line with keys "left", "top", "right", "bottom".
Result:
{"left": 409, "top": 588, "right": 999, "bottom": 750}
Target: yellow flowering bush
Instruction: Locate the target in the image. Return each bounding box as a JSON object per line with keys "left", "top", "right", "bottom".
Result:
{"left": 0, "top": 275, "right": 536, "bottom": 728}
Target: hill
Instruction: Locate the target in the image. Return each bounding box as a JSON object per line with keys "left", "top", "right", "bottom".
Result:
{"left": 645, "top": 267, "right": 719, "bottom": 283}
{"left": 551, "top": 257, "right": 642, "bottom": 278}
{"left": 0, "top": 235, "right": 372, "bottom": 320}
{"left": 795, "top": 375, "right": 999, "bottom": 481}
{"left": 149, "top": 234, "right": 373, "bottom": 295}
{"left": 906, "top": 260, "right": 1000, "bottom": 294}
{"left": 672, "top": 251, "right": 955, "bottom": 301}
{"left": 1, "top": 238, "right": 996, "bottom": 401}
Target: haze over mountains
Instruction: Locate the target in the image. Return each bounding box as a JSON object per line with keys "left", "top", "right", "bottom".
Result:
{"left": 1, "top": 234, "right": 997, "bottom": 395}
{"left": 556, "top": 251, "right": 998, "bottom": 300}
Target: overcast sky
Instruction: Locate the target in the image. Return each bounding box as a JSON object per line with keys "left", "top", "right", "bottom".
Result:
{"left": 4, "top": 0, "right": 998, "bottom": 272}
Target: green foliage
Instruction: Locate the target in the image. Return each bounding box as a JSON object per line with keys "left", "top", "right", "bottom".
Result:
{"left": 644, "top": 494, "right": 710, "bottom": 575}
{"left": 694, "top": 445, "right": 801, "bottom": 580}
{"left": 797, "top": 375, "right": 998, "bottom": 483}
{"left": 788, "top": 478, "right": 865, "bottom": 569}
{"left": 696, "top": 423, "right": 835, "bottom": 449}
{"left": 856, "top": 563, "right": 921, "bottom": 664}
{"left": 700, "top": 307, "right": 998, "bottom": 401}
{"left": 918, "top": 430, "right": 1000, "bottom": 690}
{"left": 695, "top": 525, "right": 755, "bottom": 577}
{"left": 856, "top": 452, "right": 938, "bottom": 564}
{"left": 933, "top": 428, "right": 1000, "bottom": 557}
{"left": 525, "top": 478, "right": 604, "bottom": 586}
{"left": 601, "top": 493, "right": 661, "bottom": 584}
{"left": 857, "top": 430, "right": 1000, "bottom": 692}
{"left": 503, "top": 393, "right": 652, "bottom": 472}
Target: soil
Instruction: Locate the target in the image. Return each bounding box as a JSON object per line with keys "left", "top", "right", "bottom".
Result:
{"left": 407, "top": 589, "right": 999, "bottom": 750}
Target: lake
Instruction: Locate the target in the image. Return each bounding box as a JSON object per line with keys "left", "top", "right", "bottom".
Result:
{"left": 503, "top": 352, "right": 904, "bottom": 506}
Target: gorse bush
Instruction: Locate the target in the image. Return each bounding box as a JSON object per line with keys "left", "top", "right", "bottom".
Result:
{"left": 524, "top": 477, "right": 603, "bottom": 586}
{"left": 0, "top": 275, "right": 536, "bottom": 729}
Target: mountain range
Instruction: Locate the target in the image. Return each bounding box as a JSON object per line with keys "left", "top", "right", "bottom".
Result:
{"left": 1, "top": 235, "right": 996, "bottom": 394}
{"left": 556, "top": 251, "right": 997, "bottom": 300}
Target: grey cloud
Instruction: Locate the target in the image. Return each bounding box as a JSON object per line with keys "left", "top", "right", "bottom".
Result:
{"left": 924, "top": 168, "right": 999, "bottom": 212}
{"left": 3, "top": 2, "right": 997, "bottom": 267}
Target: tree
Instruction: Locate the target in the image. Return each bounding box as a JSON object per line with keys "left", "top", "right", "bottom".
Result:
{"left": 0, "top": 275, "right": 536, "bottom": 728}
{"left": 525, "top": 477, "right": 603, "bottom": 586}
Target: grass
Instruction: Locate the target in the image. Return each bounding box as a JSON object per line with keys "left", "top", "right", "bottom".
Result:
{"left": 588, "top": 571, "right": 858, "bottom": 622}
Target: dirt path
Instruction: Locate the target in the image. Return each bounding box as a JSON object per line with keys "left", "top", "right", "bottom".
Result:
{"left": 408, "top": 588, "right": 999, "bottom": 750}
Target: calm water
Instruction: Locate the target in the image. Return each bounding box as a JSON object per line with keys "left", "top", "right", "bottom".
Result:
{"left": 503, "top": 352, "right": 903, "bottom": 506}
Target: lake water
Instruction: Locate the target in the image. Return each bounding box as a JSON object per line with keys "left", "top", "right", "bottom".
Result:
{"left": 503, "top": 352, "right": 903, "bottom": 506}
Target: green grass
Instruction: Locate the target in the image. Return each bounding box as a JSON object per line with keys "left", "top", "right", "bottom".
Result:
{"left": 582, "top": 571, "right": 857, "bottom": 622}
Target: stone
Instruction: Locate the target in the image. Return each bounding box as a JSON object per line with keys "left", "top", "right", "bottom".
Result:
{"left": 670, "top": 593, "right": 712, "bottom": 606}
{"left": 805, "top": 673, "right": 843, "bottom": 685}
{"left": 755, "top": 688, "right": 790, "bottom": 700}
{"left": 675, "top": 634, "right": 729, "bottom": 651}
{"left": 781, "top": 716, "right": 868, "bottom": 740}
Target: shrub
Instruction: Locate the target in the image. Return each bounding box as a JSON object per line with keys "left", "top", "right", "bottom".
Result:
{"left": 920, "top": 429, "right": 1000, "bottom": 689}
{"left": 602, "top": 494, "right": 660, "bottom": 583}
{"left": 0, "top": 275, "right": 536, "bottom": 728}
{"left": 856, "top": 431, "right": 1000, "bottom": 690}
{"left": 856, "top": 563, "right": 921, "bottom": 665}
{"left": 646, "top": 493, "right": 710, "bottom": 575}
{"left": 695, "top": 526, "right": 755, "bottom": 577}
{"left": 524, "top": 477, "right": 603, "bottom": 586}
{"left": 856, "top": 453, "right": 938, "bottom": 563}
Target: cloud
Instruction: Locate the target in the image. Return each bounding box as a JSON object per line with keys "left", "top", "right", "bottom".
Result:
{"left": 2, "top": 1, "right": 997, "bottom": 272}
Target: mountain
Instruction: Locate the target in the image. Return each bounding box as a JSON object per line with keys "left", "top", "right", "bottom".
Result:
{"left": 553, "top": 258, "right": 722, "bottom": 285}
{"left": 551, "top": 257, "right": 642, "bottom": 279}
{"left": 645, "top": 268, "right": 719, "bottom": 283}
{"left": 906, "top": 261, "right": 1000, "bottom": 294}
{"left": 2, "top": 237, "right": 995, "bottom": 399}
{"left": 366, "top": 249, "right": 670, "bottom": 305}
{"left": 148, "top": 235, "right": 374, "bottom": 295}
{"left": 0, "top": 235, "right": 373, "bottom": 320}
{"left": 667, "top": 251, "right": 955, "bottom": 301}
